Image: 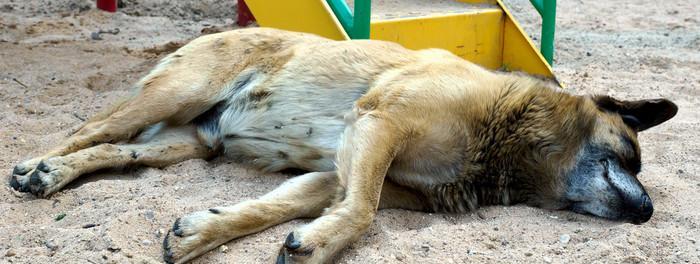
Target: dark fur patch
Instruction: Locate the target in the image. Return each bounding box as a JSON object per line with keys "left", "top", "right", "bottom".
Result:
{"left": 620, "top": 135, "right": 642, "bottom": 174}
{"left": 250, "top": 88, "right": 271, "bottom": 102}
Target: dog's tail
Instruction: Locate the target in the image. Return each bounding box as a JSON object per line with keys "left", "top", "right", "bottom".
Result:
{"left": 191, "top": 101, "right": 226, "bottom": 152}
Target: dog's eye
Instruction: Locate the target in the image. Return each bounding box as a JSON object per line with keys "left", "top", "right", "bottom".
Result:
{"left": 599, "top": 159, "right": 609, "bottom": 179}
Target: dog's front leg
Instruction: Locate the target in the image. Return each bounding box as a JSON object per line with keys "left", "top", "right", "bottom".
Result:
{"left": 277, "top": 112, "right": 407, "bottom": 264}
{"left": 164, "top": 171, "right": 340, "bottom": 264}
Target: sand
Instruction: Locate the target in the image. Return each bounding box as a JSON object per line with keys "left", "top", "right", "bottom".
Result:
{"left": 1, "top": 0, "right": 698, "bottom": 263}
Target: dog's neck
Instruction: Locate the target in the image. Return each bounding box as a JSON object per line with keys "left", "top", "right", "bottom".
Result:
{"left": 426, "top": 76, "right": 597, "bottom": 212}
{"left": 473, "top": 77, "right": 597, "bottom": 207}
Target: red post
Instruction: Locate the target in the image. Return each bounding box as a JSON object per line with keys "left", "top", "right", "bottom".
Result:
{"left": 237, "top": 0, "right": 256, "bottom": 26}
{"left": 96, "top": 0, "right": 117, "bottom": 12}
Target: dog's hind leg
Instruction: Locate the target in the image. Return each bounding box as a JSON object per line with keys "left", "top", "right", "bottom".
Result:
{"left": 23, "top": 125, "right": 215, "bottom": 197}
{"left": 163, "top": 171, "right": 340, "bottom": 264}
{"left": 10, "top": 55, "right": 229, "bottom": 193}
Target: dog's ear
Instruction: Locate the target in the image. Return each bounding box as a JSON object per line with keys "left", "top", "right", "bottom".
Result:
{"left": 593, "top": 95, "right": 678, "bottom": 132}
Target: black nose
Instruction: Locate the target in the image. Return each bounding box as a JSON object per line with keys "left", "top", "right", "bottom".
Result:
{"left": 634, "top": 194, "right": 654, "bottom": 224}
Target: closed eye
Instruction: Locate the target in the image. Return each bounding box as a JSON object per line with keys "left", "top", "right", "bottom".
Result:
{"left": 599, "top": 159, "right": 610, "bottom": 180}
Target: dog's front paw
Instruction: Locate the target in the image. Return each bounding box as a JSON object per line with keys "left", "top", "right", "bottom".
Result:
{"left": 26, "top": 159, "right": 75, "bottom": 197}
{"left": 163, "top": 209, "right": 230, "bottom": 264}
{"left": 10, "top": 158, "right": 44, "bottom": 193}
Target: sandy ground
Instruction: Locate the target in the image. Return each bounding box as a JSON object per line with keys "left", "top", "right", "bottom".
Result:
{"left": 1, "top": 0, "right": 698, "bottom": 263}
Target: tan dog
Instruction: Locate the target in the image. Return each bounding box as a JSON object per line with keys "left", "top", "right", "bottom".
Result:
{"left": 9, "top": 28, "right": 677, "bottom": 263}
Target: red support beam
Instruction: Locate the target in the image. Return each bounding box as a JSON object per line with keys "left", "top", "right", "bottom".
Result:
{"left": 237, "top": 0, "right": 256, "bottom": 26}
{"left": 96, "top": 0, "right": 117, "bottom": 12}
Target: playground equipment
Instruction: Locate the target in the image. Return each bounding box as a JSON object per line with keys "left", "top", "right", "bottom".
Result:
{"left": 95, "top": 0, "right": 556, "bottom": 81}
{"left": 241, "top": 0, "right": 557, "bottom": 80}
{"left": 96, "top": 0, "right": 117, "bottom": 12}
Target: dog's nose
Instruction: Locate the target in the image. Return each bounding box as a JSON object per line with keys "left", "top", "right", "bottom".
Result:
{"left": 634, "top": 194, "right": 654, "bottom": 224}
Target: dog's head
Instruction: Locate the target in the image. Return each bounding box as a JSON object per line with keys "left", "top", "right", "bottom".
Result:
{"left": 561, "top": 96, "right": 677, "bottom": 224}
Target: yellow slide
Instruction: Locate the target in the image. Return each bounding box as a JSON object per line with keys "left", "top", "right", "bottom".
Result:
{"left": 243, "top": 0, "right": 556, "bottom": 80}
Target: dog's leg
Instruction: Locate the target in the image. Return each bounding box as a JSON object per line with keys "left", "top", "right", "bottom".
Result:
{"left": 163, "top": 171, "right": 340, "bottom": 264}
{"left": 24, "top": 126, "right": 213, "bottom": 197}
{"left": 278, "top": 113, "right": 406, "bottom": 263}
{"left": 11, "top": 63, "right": 222, "bottom": 192}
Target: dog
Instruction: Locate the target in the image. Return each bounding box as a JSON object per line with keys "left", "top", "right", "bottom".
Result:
{"left": 9, "top": 28, "right": 677, "bottom": 263}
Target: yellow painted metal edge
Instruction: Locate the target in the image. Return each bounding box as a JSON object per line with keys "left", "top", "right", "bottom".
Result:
{"left": 456, "top": 0, "right": 498, "bottom": 4}
{"left": 320, "top": 0, "right": 350, "bottom": 40}
{"left": 496, "top": 0, "right": 559, "bottom": 84}
{"left": 370, "top": 8, "right": 501, "bottom": 24}
{"left": 245, "top": 0, "right": 349, "bottom": 40}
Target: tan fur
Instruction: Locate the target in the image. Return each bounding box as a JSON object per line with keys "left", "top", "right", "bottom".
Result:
{"left": 9, "top": 28, "right": 675, "bottom": 264}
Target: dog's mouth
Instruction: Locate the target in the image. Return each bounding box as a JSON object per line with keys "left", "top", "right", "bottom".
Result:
{"left": 566, "top": 202, "right": 651, "bottom": 224}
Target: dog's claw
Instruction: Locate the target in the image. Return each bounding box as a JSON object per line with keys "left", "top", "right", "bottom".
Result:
{"left": 9, "top": 175, "right": 21, "bottom": 191}
{"left": 277, "top": 231, "right": 315, "bottom": 263}
{"left": 172, "top": 218, "right": 184, "bottom": 237}
{"left": 10, "top": 163, "right": 34, "bottom": 192}
{"left": 28, "top": 169, "right": 45, "bottom": 195}
{"left": 13, "top": 165, "right": 30, "bottom": 176}
{"left": 163, "top": 231, "right": 175, "bottom": 264}
{"left": 276, "top": 246, "right": 288, "bottom": 264}
{"left": 284, "top": 232, "right": 302, "bottom": 249}
{"left": 36, "top": 161, "right": 50, "bottom": 173}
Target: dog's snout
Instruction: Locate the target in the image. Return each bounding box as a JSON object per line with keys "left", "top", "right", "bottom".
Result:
{"left": 630, "top": 194, "right": 653, "bottom": 224}
{"left": 639, "top": 194, "right": 653, "bottom": 221}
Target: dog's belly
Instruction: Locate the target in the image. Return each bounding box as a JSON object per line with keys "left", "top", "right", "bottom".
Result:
{"left": 213, "top": 69, "right": 368, "bottom": 172}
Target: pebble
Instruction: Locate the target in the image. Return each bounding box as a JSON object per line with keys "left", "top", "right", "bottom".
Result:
{"left": 560, "top": 234, "right": 571, "bottom": 244}
{"left": 91, "top": 32, "right": 103, "bottom": 40}
{"left": 420, "top": 243, "right": 430, "bottom": 251}
{"left": 5, "top": 249, "right": 16, "bottom": 257}
{"left": 524, "top": 252, "right": 533, "bottom": 257}
{"left": 544, "top": 256, "right": 553, "bottom": 263}
{"left": 220, "top": 245, "right": 229, "bottom": 253}
{"left": 45, "top": 240, "right": 58, "bottom": 251}
{"left": 144, "top": 210, "right": 155, "bottom": 221}
{"left": 142, "top": 239, "right": 153, "bottom": 246}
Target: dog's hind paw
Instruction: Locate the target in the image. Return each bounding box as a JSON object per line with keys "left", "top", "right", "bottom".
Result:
{"left": 25, "top": 158, "right": 75, "bottom": 197}
{"left": 9, "top": 158, "right": 44, "bottom": 193}
{"left": 163, "top": 209, "right": 230, "bottom": 264}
